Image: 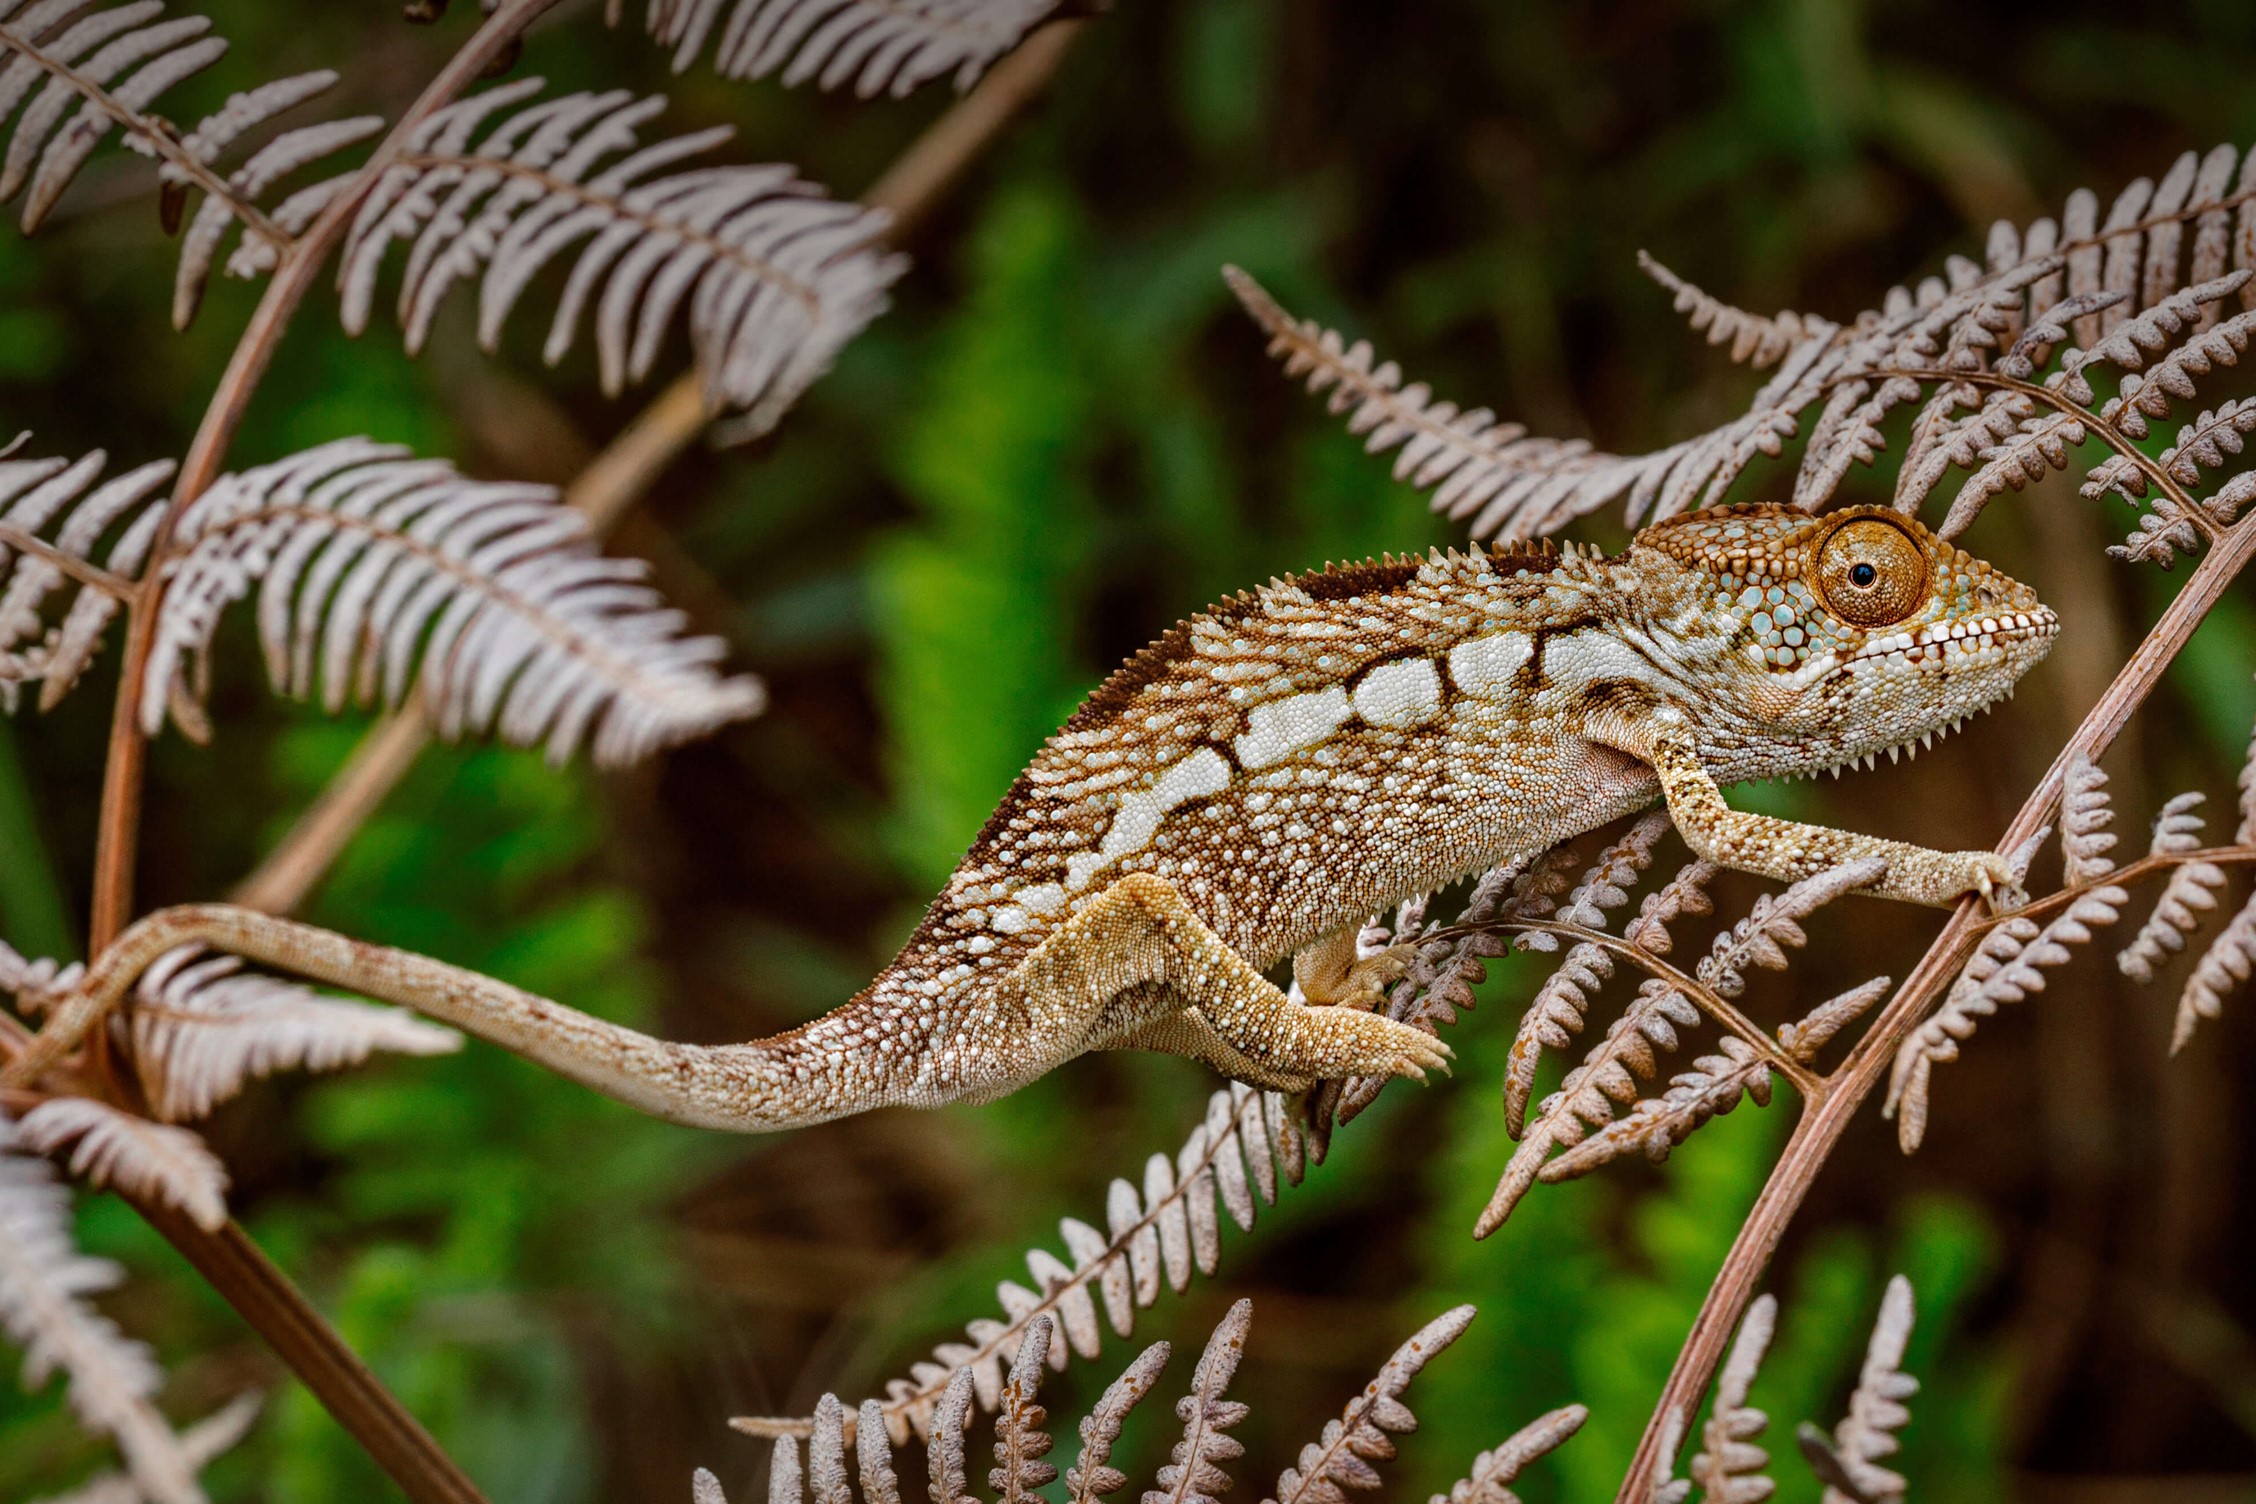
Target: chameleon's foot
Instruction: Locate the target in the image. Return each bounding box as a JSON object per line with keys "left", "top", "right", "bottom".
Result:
{"left": 1331, "top": 943, "right": 1416, "bottom": 1010}
{"left": 1209, "top": 999, "right": 1452, "bottom": 1084}
{"left": 1909, "top": 850, "right": 2017, "bottom": 909}
{"left": 1292, "top": 929, "right": 1415, "bottom": 1010}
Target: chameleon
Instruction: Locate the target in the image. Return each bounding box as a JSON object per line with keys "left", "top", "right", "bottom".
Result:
{"left": 5, "top": 503, "right": 2056, "bottom": 1130}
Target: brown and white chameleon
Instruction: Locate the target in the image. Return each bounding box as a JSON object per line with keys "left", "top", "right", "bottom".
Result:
{"left": 7, "top": 504, "right": 2056, "bottom": 1128}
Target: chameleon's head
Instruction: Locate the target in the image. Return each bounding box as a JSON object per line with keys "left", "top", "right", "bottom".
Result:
{"left": 1632, "top": 504, "right": 2058, "bottom": 776}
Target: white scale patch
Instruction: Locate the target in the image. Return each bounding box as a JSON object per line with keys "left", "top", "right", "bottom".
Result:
{"left": 1351, "top": 657, "right": 1444, "bottom": 728}
{"left": 1064, "top": 745, "right": 1232, "bottom": 893}
{"left": 1234, "top": 686, "right": 1350, "bottom": 770}
{"left": 1542, "top": 630, "right": 1659, "bottom": 695}
{"left": 1446, "top": 631, "right": 1533, "bottom": 699}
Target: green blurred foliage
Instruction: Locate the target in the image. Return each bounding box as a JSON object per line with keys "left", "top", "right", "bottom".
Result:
{"left": 0, "top": 1, "right": 2253, "bottom": 1500}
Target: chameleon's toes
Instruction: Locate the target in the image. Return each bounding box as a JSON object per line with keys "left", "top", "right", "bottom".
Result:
{"left": 1961, "top": 851, "right": 2019, "bottom": 911}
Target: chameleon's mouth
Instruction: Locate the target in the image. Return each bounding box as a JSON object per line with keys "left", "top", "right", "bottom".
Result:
{"left": 1847, "top": 604, "right": 2060, "bottom": 666}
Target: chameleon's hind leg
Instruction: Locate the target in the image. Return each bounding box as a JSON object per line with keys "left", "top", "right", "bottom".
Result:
{"left": 1112, "top": 1006, "right": 1319, "bottom": 1094}
{"left": 1028, "top": 871, "right": 1448, "bottom": 1085}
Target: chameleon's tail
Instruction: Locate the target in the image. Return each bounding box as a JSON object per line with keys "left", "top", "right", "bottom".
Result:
{"left": 0, "top": 904, "right": 873, "bottom": 1132}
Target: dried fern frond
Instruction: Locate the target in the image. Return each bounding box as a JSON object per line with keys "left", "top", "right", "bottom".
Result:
{"left": 2060, "top": 753, "right": 2119, "bottom": 885}
{"left": 30, "top": 1392, "right": 261, "bottom": 1504}
{"left": 1427, "top": 1405, "right": 1587, "bottom": 1504}
{"left": 0, "top": 8, "right": 376, "bottom": 320}
{"left": 12, "top": 1098, "right": 227, "bottom": 1231}
{"left": 1637, "top": 254, "right": 1828, "bottom": 370}
{"left": 339, "top": 79, "right": 905, "bottom": 438}
{"left": 1266, "top": 1305, "right": 1474, "bottom": 1504}
{"left": 733, "top": 1084, "right": 1300, "bottom": 1444}
{"left": 0, "top": 446, "right": 172, "bottom": 712}
{"left": 2174, "top": 891, "right": 2256, "bottom": 1055}
{"left": 1689, "top": 1294, "right": 1777, "bottom": 1504}
{"left": 1151, "top": 1298, "right": 1253, "bottom": 1504}
{"left": 1538, "top": 1035, "right": 1772, "bottom": 1179}
{"left": 1068, "top": 1341, "right": 1172, "bottom": 1504}
{"left": 0, "top": 1143, "right": 209, "bottom": 1504}
{"left": 1241, "top": 145, "right": 2256, "bottom": 544}
{"left": 128, "top": 945, "right": 461, "bottom": 1123}
{"left": 1806, "top": 1276, "right": 1918, "bottom": 1504}
{"left": 142, "top": 437, "right": 766, "bottom": 767}
{"left": 1502, "top": 814, "right": 1672, "bottom": 1134}
{"left": 2117, "top": 793, "right": 2229, "bottom": 981}
{"left": 0, "top": 0, "right": 232, "bottom": 233}
{"left": 1887, "top": 884, "right": 2129, "bottom": 1152}
{"left": 1225, "top": 265, "right": 1664, "bottom": 542}
{"left": 169, "top": 72, "right": 382, "bottom": 328}
{"left": 644, "top": 0, "right": 1060, "bottom": 98}
{"left": 992, "top": 1317, "right": 1060, "bottom": 1504}
{"left": 1323, "top": 843, "right": 1589, "bottom": 1134}
{"left": 728, "top": 1301, "right": 1509, "bottom": 1504}
{"left": 1483, "top": 860, "right": 1874, "bottom": 1233}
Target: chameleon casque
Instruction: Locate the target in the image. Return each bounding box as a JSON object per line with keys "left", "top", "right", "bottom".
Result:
{"left": 6, "top": 503, "right": 2058, "bottom": 1131}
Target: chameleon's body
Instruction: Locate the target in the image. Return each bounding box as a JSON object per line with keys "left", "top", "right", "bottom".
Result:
{"left": 6, "top": 504, "right": 2057, "bottom": 1131}
{"left": 677, "top": 502, "right": 2056, "bottom": 1125}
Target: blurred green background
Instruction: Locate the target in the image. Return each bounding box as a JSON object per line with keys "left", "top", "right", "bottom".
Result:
{"left": 4, "top": 1, "right": 2256, "bottom": 1499}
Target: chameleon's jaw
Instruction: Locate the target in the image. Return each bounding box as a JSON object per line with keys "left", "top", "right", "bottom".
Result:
{"left": 1800, "top": 600, "right": 2059, "bottom": 777}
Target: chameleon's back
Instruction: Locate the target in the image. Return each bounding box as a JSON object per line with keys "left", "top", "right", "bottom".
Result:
{"left": 881, "top": 542, "right": 1666, "bottom": 1008}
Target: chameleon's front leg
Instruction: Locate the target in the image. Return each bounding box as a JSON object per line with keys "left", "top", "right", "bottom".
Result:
{"left": 1041, "top": 872, "right": 1449, "bottom": 1086}
{"left": 1292, "top": 925, "right": 1415, "bottom": 1008}
{"left": 1596, "top": 706, "right": 2011, "bottom": 907}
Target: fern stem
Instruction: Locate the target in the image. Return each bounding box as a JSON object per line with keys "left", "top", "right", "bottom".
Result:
{"left": 0, "top": 525, "right": 133, "bottom": 598}
{"left": 1875, "top": 365, "right": 2219, "bottom": 539}
{"left": 1618, "top": 503, "right": 2256, "bottom": 1503}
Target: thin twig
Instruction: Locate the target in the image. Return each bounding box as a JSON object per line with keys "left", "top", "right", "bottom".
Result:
{"left": 1874, "top": 366, "right": 2218, "bottom": 538}
{"left": 1615, "top": 503, "right": 2256, "bottom": 1503}
{"left": 1422, "top": 916, "right": 1822, "bottom": 1097}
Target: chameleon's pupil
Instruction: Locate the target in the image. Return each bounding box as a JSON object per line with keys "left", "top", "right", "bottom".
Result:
{"left": 1850, "top": 563, "right": 1877, "bottom": 587}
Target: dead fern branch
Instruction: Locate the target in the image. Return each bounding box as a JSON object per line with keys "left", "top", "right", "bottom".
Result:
{"left": 0, "top": 1142, "right": 208, "bottom": 1504}
{"left": 0, "top": 446, "right": 171, "bottom": 712}
{"left": 1637, "top": 253, "right": 1828, "bottom": 370}
{"left": 644, "top": 0, "right": 1061, "bottom": 98}
{"left": 1265, "top": 1305, "right": 1474, "bottom": 1504}
{"left": 992, "top": 1317, "right": 1060, "bottom": 1504}
{"left": 1502, "top": 814, "right": 1673, "bottom": 1135}
{"left": 338, "top": 78, "right": 906, "bottom": 437}
{"left": 2117, "top": 793, "right": 2228, "bottom": 980}
{"left": 1149, "top": 1298, "right": 1252, "bottom": 1504}
{"left": 1068, "top": 1341, "right": 1172, "bottom": 1504}
{"left": 128, "top": 945, "right": 461, "bottom": 1123}
{"left": 1688, "top": 1294, "right": 1776, "bottom": 1504}
{"left": 1809, "top": 1276, "right": 1918, "bottom": 1504}
{"left": 1428, "top": 1405, "right": 1588, "bottom": 1504}
{"left": 12, "top": 1098, "right": 228, "bottom": 1231}
{"left": 142, "top": 436, "right": 766, "bottom": 767}
{"left": 732, "top": 1084, "right": 1299, "bottom": 1443}
{"left": 29, "top": 1392, "right": 261, "bottom": 1504}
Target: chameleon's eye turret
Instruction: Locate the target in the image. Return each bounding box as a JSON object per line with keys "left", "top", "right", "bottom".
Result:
{"left": 1814, "top": 518, "right": 1929, "bottom": 627}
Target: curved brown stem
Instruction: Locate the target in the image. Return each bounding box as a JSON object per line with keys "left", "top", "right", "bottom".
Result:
{"left": 1615, "top": 504, "right": 2256, "bottom": 1501}
{"left": 86, "top": 0, "right": 566, "bottom": 954}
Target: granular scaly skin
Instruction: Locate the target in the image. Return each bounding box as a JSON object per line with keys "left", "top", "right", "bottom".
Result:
{"left": 3, "top": 504, "right": 2059, "bottom": 1133}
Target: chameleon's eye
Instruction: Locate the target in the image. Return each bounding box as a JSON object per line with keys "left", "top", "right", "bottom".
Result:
{"left": 1815, "top": 518, "right": 1928, "bottom": 627}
